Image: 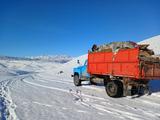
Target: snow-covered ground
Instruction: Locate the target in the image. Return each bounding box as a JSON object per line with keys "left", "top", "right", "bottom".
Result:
{"left": 0, "top": 35, "right": 160, "bottom": 120}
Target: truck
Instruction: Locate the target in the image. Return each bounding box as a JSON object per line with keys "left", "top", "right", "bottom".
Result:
{"left": 72, "top": 41, "right": 160, "bottom": 97}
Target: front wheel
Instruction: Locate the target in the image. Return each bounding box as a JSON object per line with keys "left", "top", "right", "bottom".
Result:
{"left": 74, "top": 75, "right": 81, "bottom": 86}
{"left": 105, "top": 80, "right": 123, "bottom": 97}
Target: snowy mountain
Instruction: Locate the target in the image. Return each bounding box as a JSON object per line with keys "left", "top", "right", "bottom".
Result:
{"left": 0, "top": 55, "right": 73, "bottom": 63}
{"left": 138, "top": 35, "right": 160, "bottom": 55}
{"left": 29, "top": 55, "right": 73, "bottom": 63}
{"left": 0, "top": 56, "right": 32, "bottom": 61}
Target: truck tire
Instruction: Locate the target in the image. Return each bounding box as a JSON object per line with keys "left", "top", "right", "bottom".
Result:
{"left": 105, "top": 81, "right": 123, "bottom": 97}
{"left": 74, "top": 75, "right": 81, "bottom": 86}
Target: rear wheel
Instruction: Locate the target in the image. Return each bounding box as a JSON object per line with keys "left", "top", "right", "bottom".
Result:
{"left": 105, "top": 80, "right": 123, "bottom": 97}
{"left": 74, "top": 75, "right": 81, "bottom": 86}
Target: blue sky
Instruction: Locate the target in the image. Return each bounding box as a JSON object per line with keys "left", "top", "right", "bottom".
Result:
{"left": 0, "top": 0, "right": 160, "bottom": 57}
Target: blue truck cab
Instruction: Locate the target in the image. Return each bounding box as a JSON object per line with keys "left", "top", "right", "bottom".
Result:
{"left": 72, "top": 60, "right": 90, "bottom": 86}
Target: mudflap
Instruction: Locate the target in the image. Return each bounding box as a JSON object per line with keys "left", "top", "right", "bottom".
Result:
{"left": 125, "top": 84, "right": 151, "bottom": 97}
{"left": 137, "top": 84, "right": 151, "bottom": 95}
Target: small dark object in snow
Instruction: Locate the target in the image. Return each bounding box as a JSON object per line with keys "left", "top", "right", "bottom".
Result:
{"left": 69, "top": 89, "right": 72, "bottom": 92}
{"left": 74, "top": 97, "right": 80, "bottom": 101}
{"left": 58, "top": 71, "right": 64, "bottom": 74}
{"left": 134, "top": 107, "right": 137, "bottom": 110}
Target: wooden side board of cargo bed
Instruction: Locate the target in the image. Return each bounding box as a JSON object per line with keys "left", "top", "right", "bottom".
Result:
{"left": 87, "top": 48, "right": 160, "bottom": 80}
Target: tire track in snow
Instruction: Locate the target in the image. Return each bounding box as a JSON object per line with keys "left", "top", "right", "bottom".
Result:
{"left": 23, "top": 76, "right": 160, "bottom": 120}
{"left": 30, "top": 75, "right": 104, "bottom": 92}
{"left": 21, "top": 78, "right": 143, "bottom": 120}
{"left": 23, "top": 78, "right": 131, "bottom": 119}
{"left": 0, "top": 74, "right": 33, "bottom": 120}
{"left": 22, "top": 77, "right": 106, "bottom": 101}
{"left": 34, "top": 74, "right": 73, "bottom": 84}
{"left": 0, "top": 77, "right": 19, "bottom": 120}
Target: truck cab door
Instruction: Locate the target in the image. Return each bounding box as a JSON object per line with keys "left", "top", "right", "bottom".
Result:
{"left": 81, "top": 60, "right": 90, "bottom": 78}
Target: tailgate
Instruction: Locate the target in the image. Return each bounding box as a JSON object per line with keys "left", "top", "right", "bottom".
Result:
{"left": 141, "top": 61, "right": 160, "bottom": 79}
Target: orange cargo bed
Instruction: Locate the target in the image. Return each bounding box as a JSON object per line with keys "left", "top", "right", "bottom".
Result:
{"left": 87, "top": 48, "right": 160, "bottom": 80}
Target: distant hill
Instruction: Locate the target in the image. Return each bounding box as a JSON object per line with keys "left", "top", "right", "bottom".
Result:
{"left": 29, "top": 55, "right": 73, "bottom": 63}
{"left": 0, "top": 56, "right": 32, "bottom": 61}
{"left": 0, "top": 55, "right": 73, "bottom": 63}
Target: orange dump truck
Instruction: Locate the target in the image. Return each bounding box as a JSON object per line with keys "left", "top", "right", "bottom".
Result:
{"left": 73, "top": 42, "right": 160, "bottom": 97}
{"left": 87, "top": 45, "right": 160, "bottom": 97}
